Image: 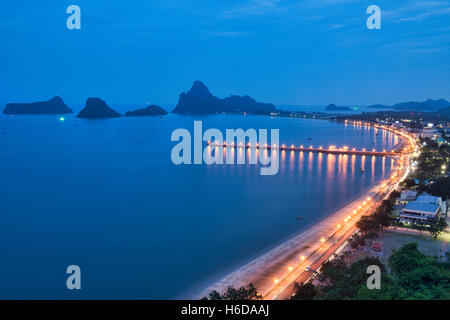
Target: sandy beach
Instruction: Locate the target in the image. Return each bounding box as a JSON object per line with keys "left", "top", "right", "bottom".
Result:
{"left": 194, "top": 177, "right": 390, "bottom": 299}
{"left": 193, "top": 123, "right": 411, "bottom": 300}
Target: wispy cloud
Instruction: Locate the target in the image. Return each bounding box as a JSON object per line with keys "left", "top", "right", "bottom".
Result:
{"left": 222, "top": 0, "right": 283, "bottom": 18}
{"left": 205, "top": 31, "right": 251, "bottom": 37}
{"left": 398, "top": 6, "right": 450, "bottom": 22}
{"left": 386, "top": 0, "right": 450, "bottom": 22}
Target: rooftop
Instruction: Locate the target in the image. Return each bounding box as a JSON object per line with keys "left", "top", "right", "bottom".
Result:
{"left": 403, "top": 201, "right": 439, "bottom": 214}
{"left": 416, "top": 194, "right": 440, "bottom": 204}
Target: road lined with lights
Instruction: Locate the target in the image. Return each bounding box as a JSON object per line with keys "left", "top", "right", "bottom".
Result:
{"left": 260, "top": 121, "right": 417, "bottom": 300}
{"left": 196, "top": 120, "right": 417, "bottom": 300}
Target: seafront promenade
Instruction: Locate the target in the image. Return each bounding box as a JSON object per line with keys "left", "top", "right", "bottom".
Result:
{"left": 196, "top": 122, "right": 416, "bottom": 300}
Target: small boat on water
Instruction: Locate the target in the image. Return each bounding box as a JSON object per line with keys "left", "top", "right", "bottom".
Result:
{"left": 296, "top": 217, "right": 303, "bottom": 220}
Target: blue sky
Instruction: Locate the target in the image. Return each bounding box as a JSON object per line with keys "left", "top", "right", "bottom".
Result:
{"left": 0, "top": 0, "right": 449, "bottom": 106}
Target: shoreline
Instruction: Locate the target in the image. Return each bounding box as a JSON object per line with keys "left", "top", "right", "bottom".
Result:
{"left": 191, "top": 179, "right": 388, "bottom": 299}
{"left": 190, "top": 121, "right": 409, "bottom": 299}
{"left": 180, "top": 178, "right": 381, "bottom": 299}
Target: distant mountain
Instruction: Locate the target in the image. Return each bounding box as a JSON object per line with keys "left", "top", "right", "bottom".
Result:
{"left": 172, "top": 81, "right": 277, "bottom": 115}
{"left": 3, "top": 96, "right": 73, "bottom": 114}
{"left": 366, "top": 104, "right": 394, "bottom": 109}
{"left": 77, "top": 98, "right": 122, "bottom": 118}
{"left": 367, "top": 99, "right": 450, "bottom": 111}
{"left": 125, "top": 105, "right": 168, "bottom": 116}
{"left": 325, "top": 104, "right": 351, "bottom": 111}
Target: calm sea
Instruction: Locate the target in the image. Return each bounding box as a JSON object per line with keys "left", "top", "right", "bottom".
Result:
{"left": 0, "top": 113, "right": 396, "bottom": 299}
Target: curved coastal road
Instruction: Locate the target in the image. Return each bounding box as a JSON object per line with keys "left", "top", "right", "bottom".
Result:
{"left": 263, "top": 123, "right": 415, "bottom": 300}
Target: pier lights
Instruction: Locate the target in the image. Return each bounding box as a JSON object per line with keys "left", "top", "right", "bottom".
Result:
{"left": 372, "top": 148, "right": 376, "bottom": 152}
{"left": 352, "top": 148, "right": 356, "bottom": 151}
{"left": 274, "top": 278, "right": 279, "bottom": 284}
{"left": 362, "top": 148, "right": 366, "bottom": 151}
{"left": 383, "top": 149, "right": 386, "bottom": 152}
{"left": 291, "top": 144, "right": 294, "bottom": 148}
{"left": 310, "top": 146, "right": 313, "bottom": 149}
{"left": 319, "top": 146, "right": 322, "bottom": 149}
{"left": 300, "top": 145, "right": 304, "bottom": 148}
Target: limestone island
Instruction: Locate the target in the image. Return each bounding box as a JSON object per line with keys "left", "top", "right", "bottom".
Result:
{"left": 172, "top": 80, "right": 277, "bottom": 115}
{"left": 125, "top": 105, "right": 168, "bottom": 116}
{"left": 3, "top": 96, "right": 73, "bottom": 114}
{"left": 77, "top": 98, "right": 122, "bottom": 118}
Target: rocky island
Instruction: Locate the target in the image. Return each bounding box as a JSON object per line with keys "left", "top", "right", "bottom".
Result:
{"left": 3, "top": 96, "right": 73, "bottom": 114}
{"left": 325, "top": 103, "right": 351, "bottom": 111}
{"left": 172, "top": 81, "right": 277, "bottom": 115}
{"left": 125, "top": 105, "right": 168, "bottom": 116}
{"left": 77, "top": 98, "right": 122, "bottom": 118}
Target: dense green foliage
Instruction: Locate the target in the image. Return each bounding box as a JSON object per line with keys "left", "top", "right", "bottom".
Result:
{"left": 428, "top": 176, "right": 450, "bottom": 199}
{"left": 292, "top": 242, "right": 450, "bottom": 300}
{"left": 291, "top": 282, "right": 318, "bottom": 300}
{"left": 351, "top": 191, "right": 399, "bottom": 248}
{"left": 413, "top": 139, "right": 450, "bottom": 183}
{"left": 203, "top": 283, "right": 261, "bottom": 300}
